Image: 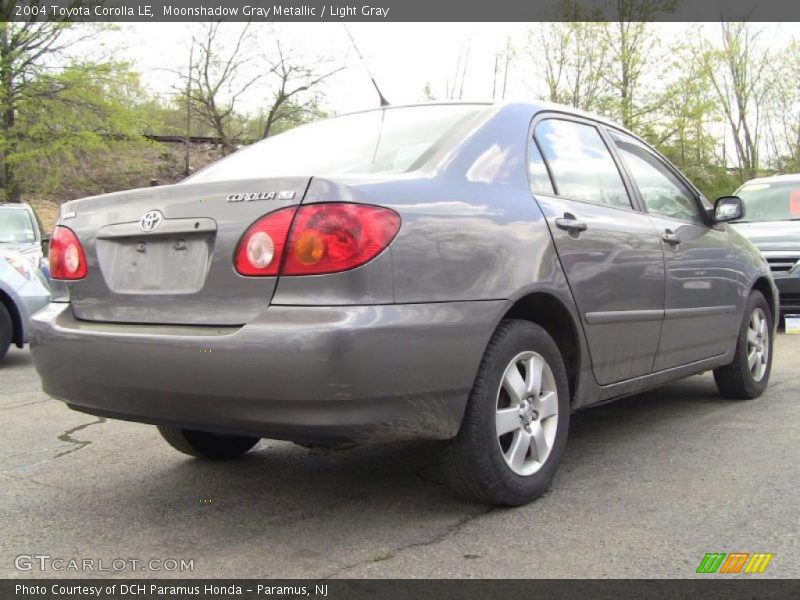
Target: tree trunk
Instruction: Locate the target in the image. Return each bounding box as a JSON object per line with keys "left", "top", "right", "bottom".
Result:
{"left": 0, "top": 26, "right": 19, "bottom": 202}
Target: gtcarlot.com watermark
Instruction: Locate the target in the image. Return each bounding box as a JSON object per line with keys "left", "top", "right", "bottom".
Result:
{"left": 15, "top": 554, "right": 194, "bottom": 573}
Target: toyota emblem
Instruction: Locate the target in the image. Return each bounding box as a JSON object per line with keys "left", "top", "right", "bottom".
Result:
{"left": 139, "top": 210, "right": 163, "bottom": 232}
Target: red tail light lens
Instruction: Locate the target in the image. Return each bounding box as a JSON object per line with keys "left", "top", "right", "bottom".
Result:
{"left": 50, "top": 226, "right": 87, "bottom": 280}
{"left": 234, "top": 203, "right": 400, "bottom": 277}
{"left": 234, "top": 206, "right": 297, "bottom": 276}
{"left": 283, "top": 203, "right": 400, "bottom": 275}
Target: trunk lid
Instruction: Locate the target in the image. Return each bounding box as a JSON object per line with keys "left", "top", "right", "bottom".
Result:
{"left": 61, "top": 177, "right": 309, "bottom": 325}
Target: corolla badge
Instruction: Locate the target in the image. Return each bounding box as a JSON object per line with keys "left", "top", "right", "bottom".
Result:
{"left": 139, "top": 210, "right": 164, "bottom": 232}
{"left": 226, "top": 190, "right": 296, "bottom": 202}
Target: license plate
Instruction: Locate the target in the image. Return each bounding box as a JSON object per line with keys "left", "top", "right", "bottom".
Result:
{"left": 785, "top": 315, "right": 800, "bottom": 334}
{"left": 97, "top": 234, "right": 212, "bottom": 294}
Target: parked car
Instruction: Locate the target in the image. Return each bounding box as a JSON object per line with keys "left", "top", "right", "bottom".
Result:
{"left": 29, "top": 102, "right": 776, "bottom": 506}
{"left": 0, "top": 202, "right": 50, "bottom": 280}
{"left": 729, "top": 174, "right": 800, "bottom": 316}
{"left": 0, "top": 248, "right": 50, "bottom": 360}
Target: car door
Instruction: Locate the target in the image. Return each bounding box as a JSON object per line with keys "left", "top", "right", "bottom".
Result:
{"left": 531, "top": 116, "right": 666, "bottom": 385}
{"left": 607, "top": 130, "right": 741, "bottom": 370}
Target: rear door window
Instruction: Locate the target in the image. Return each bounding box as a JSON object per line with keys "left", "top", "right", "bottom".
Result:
{"left": 528, "top": 139, "right": 555, "bottom": 195}
{"left": 534, "top": 119, "right": 632, "bottom": 209}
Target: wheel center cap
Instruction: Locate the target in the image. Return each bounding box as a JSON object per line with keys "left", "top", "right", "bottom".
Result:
{"left": 519, "top": 400, "right": 536, "bottom": 426}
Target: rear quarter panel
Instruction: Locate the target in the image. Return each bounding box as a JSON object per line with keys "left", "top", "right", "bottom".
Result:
{"left": 272, "top": 105, "right": 594, "bottom": 407}
{"left": 278, "top": 104, "right": 564, "bottom": 306}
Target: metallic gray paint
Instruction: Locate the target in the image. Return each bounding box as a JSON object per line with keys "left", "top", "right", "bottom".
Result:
{"left": 29, "top": 102, "right": 776, "bottom": 442}
{"left": 31, "top": 300, "right": 503, "bottom": 442}
{"left": 534, "top": 191, "right": 666, "bottom": 385}
{"left": 60, "top": 176, "right": 311, "bottom": 325}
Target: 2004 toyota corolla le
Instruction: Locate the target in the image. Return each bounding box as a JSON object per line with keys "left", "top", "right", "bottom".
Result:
{"left": 30, "top": 102, "right": 776, "bottom": 506}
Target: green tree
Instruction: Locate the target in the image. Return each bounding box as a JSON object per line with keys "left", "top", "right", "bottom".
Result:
{"left": 640, "top": 33, "right": 739, "bottom": 197}
{"left": 10, "top": 60, "right": 150, "bottom": 197}
{"left": 529, "top": 21, "right": 608, "bottom": 112}
{"left": 0, "top": 4, "right": 148, "bottom": 202}
{"left": 0, "top": 13, "right": 73, "bottom": 201}
{"left": 766, "top": 38, "right": 800, "bottom": 173}
{"left": 703, "top": 22, "right": 773, "bottom": 180}
{"left": 599, "top": 0, "right": 679, "bottom": 129}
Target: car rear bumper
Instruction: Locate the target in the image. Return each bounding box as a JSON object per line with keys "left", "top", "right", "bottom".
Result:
{"left": 30, "top": 301, "right": 503, "bottom": 443}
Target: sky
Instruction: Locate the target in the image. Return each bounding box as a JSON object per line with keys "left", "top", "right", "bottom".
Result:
{"left": 94, "top": 22, "right": 798, "bottom": 118}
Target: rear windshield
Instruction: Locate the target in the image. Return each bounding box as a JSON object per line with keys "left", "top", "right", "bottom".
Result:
{"left": 736, "top": 180, "right": 800, "bottom": 222}
{"left": 186, "top": 105, "right": 487, "bottom": 183}
{"left": 0, "top": 208, "right": 36, "bottom": 244}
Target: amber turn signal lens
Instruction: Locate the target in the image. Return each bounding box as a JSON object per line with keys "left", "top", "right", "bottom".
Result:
{"left": 293, "top": 231, "right": 325, "bottom": 265}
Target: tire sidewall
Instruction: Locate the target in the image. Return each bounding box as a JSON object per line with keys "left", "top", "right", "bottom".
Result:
{"left": 734, "top": 293, "right": 773, "bottom": 397}
{"left": 466, "top": 321, "right": 570, "bottom": 504}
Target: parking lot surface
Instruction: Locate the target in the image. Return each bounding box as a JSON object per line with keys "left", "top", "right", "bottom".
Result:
{"left": 2, "top": 334, "right": 798, "bottom": 578}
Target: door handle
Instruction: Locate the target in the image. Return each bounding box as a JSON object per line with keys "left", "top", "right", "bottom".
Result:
{"left": 556, "top": 216, "right": 588, "bottom": 233}
{"left": 661, "top": 231, "right": 682, "bottom": 245}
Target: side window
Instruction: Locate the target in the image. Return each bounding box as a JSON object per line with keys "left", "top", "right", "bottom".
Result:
{"left": 535, "top": 119, "right": 631, "bottom": 209}
{"left": 528, "top": 138, "right": 555, "bottom": 195}
{"left": 611, "top": 132, "right": 705, "bottom": 225}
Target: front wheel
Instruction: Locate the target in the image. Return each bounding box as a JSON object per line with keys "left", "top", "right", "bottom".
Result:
{"left": 713, "top": 291, "right": 773, "bottom": 399}
{"left": 157, "top": 425, "right": 259, "bottom": 460}
{"left": 441, "top": 320, "right": 570, "bottom": 506}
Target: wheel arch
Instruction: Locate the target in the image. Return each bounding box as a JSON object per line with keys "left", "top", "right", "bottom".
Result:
{"left": 501, "top": 291, "right": 582, "bottom": 404}
{"left": 751, "top": 276, "right": 777, "bottom": 325}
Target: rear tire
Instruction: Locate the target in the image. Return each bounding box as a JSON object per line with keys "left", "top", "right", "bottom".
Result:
{"left": 713, "top": 291, "right": 773, "bottom": 399}
{"left": 157, "top": 425, "right": 259, "bottom": 460}
{"left": 0, "top": 303, "right": 12, "bottom": 361}
{"left": 442, "top": 319, "right": 570, "bottom": 506}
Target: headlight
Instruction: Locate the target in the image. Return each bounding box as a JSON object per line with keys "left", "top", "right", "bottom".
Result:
{"left": 4, "top": 254, "right": 36, "bottom": 281}
{"left": 18, "top": 246, "right": 42, "bottom": 264}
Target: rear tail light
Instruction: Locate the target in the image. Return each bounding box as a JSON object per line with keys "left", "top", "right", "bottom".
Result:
{"left": 234, "top": 206, "right": 296, "bottom": 276}
{"left": 50, "top": 226, "right": 87, "bottom": 280}
{"left": 234, "top": 203, "right": 400, "bottom": 277}
{"left": 283, "top": 204, "right": 400, "bottom": 275}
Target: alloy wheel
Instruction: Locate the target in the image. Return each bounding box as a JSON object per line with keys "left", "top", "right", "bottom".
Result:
{"left": 747, "top": 307, "right": 769, "bottom": 382}
{"left": 495, "top": 351, "right": 559, "bottom": 476}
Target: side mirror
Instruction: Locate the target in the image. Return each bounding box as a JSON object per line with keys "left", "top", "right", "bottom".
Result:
{"left": 713, "top": 196, "right": 745, "bottom": 223}
{"left": 42, "top": 233, "right": 51, "bottom": 256}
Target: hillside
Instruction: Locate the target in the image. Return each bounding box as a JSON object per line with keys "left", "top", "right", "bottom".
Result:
{"left": 26, "top": 140, "right": 225, "bottom": 231}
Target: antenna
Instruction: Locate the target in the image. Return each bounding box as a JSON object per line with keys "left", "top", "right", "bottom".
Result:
{"left": 343, "top": 24, "right": 390, "bottom": 107}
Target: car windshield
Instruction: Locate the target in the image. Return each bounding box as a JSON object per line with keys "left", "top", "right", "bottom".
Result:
{"left": 736, "top": 180, "right": 800, "bottom": 222}
{"left": 186, "top": 104, "right": 488, "bottom": 183}
{"left": 0, "top": 208, "right": 36, "bottom": 244}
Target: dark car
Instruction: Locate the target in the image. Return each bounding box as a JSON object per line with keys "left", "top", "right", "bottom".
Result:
{"left": 30, "top": 102, "right": 776, "bottom": 505}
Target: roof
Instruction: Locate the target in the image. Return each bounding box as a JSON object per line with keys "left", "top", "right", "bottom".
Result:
{"left": 741, "top": 173, "right": 800, "bottom": 185}
{"left": 331, "top": 99, "right": 640, "bottom": 142}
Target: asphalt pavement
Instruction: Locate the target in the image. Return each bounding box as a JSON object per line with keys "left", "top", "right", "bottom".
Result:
{"left": 2, "top": 334, "right": 798, "bottom": 578}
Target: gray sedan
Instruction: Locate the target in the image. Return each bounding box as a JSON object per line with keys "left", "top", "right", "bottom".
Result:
{"left": 29, "top": 102, "right": 776, "bottom": 505}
